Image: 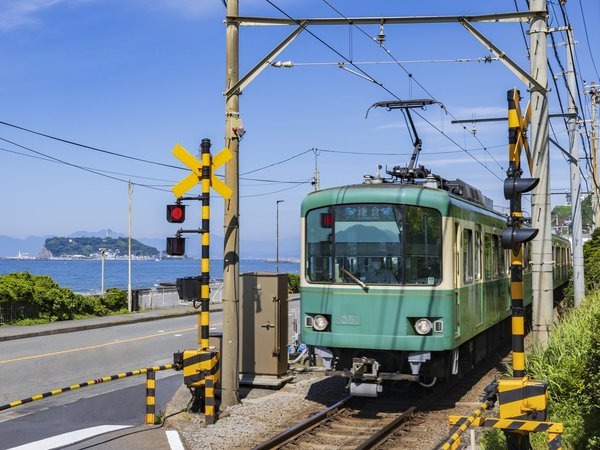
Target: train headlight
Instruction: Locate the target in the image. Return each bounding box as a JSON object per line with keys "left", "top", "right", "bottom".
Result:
{"left": 414, "top": 318, "right": 432, "bottom": 335}
{"left": 313, "top": 314, "right": 329, "bottom": 331}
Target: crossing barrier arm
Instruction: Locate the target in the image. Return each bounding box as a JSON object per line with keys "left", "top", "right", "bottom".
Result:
{"left": 0, "top": 364, "right": 174, "bottom": 414}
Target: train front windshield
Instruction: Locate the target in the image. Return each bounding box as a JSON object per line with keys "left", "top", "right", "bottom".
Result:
{"left": 306, "top": 204, "right": 442, "bottom": 286}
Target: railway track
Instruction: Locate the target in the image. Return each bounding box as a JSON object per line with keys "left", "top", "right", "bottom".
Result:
{"left": 252, "top": 390, "right": 430, "bottom": 450}
{"left": 254, "top": 344, "right": 513, "bottom": 450}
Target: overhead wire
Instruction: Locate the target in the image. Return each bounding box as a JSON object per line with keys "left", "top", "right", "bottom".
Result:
{"left": 0, "top": 136, "right": 170, "bottom": 192}
{"left": 0, "top": 120, "right": 185, "bottom": 171}
{"left": 1, "top": 122, "right": 312, "bottom": 188}
{"left": 240, "top": 179, "right": 313, "bottom": 198}
{"left": 576, "top": 0, "right": 600, "bottom": 81}
{"left": 318, "top": 0, "right": 505, "bottom": 174}
{"left": 264, "top": 0, "right": 503, "bottom": 181}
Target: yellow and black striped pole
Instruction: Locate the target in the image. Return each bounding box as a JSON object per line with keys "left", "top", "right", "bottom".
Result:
{"left": 0, "top": 364, "right": 173, "bottom": 412}
{"left": 145, "top": 371, "right": 156, "bottom": 425}
{"left": 200, "top": 138, "right": 211, "bottom": 351}
{"left": 200, "top": 138, "right": 216, "bottom": 424}
{"left": 507, "top": 88, "right": 526, "bottom": 378}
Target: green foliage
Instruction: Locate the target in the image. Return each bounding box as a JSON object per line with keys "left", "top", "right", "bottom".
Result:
{"left": 564, "top": 227, "right": 600, "bottom": 307}
{"left": 288, "top": 274, "right": 300, "bottom": 293}
{"left": 481, "top": 293, "right": 600, "bottom": 449}
{"left": 552, "top": 195, "right": 593, "bottom": 235}
{"left": 44, "top": 236, "right": 159, "bottom": 257}
{"left": 0, "top": 272, "right": 128, "bottom": 324}
{"left": 525, "top": 293, "right": 600, "bottom": 448}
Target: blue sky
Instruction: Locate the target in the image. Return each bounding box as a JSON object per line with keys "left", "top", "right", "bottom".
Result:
{"left": 1, "top": 0, "right": 599, "bottom": 255}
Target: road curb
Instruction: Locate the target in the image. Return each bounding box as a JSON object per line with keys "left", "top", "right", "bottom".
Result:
{"left": 0, "top": 305, "right": 224, "bottom": 342}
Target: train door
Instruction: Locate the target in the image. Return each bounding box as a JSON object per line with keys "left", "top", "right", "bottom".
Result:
{"left": 474, "top": 226, "right": 483, "bottom": 327}
{"left": 454, "top": 222, "right": 461, "bottom": 338}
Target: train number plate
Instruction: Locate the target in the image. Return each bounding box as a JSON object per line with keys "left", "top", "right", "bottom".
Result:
{"left": 336, "top": 314, "right": 361, "bottom": 325}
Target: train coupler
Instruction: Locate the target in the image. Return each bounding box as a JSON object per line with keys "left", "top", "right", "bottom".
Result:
{"left": 349, "top": 357, "right": 382, "bottom": 397}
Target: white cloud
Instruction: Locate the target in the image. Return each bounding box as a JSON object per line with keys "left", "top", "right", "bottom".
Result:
{"left": 0, "top": 0, "right": 66, "bottom": 31}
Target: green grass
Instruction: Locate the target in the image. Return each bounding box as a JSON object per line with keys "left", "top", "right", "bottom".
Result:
{"left": 480, "top": 293, "right": 600, "bottom": 449}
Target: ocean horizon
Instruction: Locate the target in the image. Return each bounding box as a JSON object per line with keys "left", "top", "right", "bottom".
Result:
{"left": 0, "top": 259, "right": 300, "bottom": 294}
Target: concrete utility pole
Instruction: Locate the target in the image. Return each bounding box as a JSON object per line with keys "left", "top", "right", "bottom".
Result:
{"left": 590, "top": 83, "right": 600, "bottom": 229}
{"left": 566, "top": 28, "right": 585, "bottom": 307}
{"left": 128, "top": 180, "right": 133, "bottom": 312}
{"left": 529, "top": 0, "right": 554, "bottom": 345}
{"left": 222, "top": 0, "right": 241, "bottom": 408}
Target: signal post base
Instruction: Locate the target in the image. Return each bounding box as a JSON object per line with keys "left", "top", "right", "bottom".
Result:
{"left": 174, "top": 349, "right": 220, "bottom": 425}
{"left": 448, "top": 416, "right": 563, "bottom": 449}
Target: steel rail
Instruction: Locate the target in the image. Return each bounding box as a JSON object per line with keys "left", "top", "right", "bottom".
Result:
{"left": 355, "top": 405, "right": 417, "bottom": 450}
{"left": 251, "top": 395, "right": 352, "bottom": 450}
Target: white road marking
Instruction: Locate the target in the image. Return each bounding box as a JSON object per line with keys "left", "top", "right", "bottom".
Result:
{"left": 174, "top": 334, "right": 182, "bottom": 337}
{"left": 166, "top": 430, "right": 186, "bottom": 450}
{"left": 7, "top": 425, "right": 131, "bottom": 449}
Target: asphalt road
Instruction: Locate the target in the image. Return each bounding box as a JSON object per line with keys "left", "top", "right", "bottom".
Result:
{"left": 0, "top": 313, "right": 210, "bottom": 449}
{"left": 0, "top": 299, "right": 300, "bottom": 449}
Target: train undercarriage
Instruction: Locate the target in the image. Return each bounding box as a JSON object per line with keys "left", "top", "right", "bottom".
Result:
{"left": 309, "top": 317, "right": 512, "bottom": 397}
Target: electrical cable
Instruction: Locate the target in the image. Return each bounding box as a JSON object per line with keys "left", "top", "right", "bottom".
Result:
{"left": 0, "top": 136, "right": 170, "bottom": 192}
{"left": 264, "top": 0, "right": 503, "bottom": 181}
{"left": 240, "top": 148, "right": 314, "bottom": 175}
{"left": 576, "top": 0, "right": 600, "bottom": 81}
{"left": 0, "top": 120, "right": 185, "bottom": 171}
{"left": 319, "top": 0, "right": 504, "bottom": 172}
{"left": 240, "top": 179, "right": 313, "bottom": 198}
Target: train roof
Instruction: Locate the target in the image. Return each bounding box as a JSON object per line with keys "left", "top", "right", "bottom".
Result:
{"left": 301, "top": 182, "right": 497, "bottom": 217}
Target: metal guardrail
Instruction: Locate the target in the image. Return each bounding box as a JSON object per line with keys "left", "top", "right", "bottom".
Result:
{"left": 0, "top": 364, "right": 174, "bottom": 425}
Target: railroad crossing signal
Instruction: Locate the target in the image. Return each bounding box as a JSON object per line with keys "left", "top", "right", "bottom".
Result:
{"left": 171, "top": 144, "right": 232, "bottom": 199}
{"left": 166, "top": 204, "right": 186, "bottom": 223}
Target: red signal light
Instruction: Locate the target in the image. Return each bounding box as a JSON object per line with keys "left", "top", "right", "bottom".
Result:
{"left": 167, "top": 204, "right": 186, "bottom": 223}
{"left": 321, "top": 213, "right": 333, "bottom": 228}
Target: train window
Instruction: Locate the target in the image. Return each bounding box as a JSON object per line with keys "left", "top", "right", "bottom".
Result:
{"left": 404, "top": 206, "right": 442, "bottom": 285}
{"left": 484, "top": 233, "right": 492, "bottom": 279}
{"left": 496, "top": 236, "right": 504, "bottom": 277}
{"left": 305, "top": 206, "right": 333, "bottom": 282}
{"left": 474, "top": 229, "right": 482, "bottom": 280}
{"left": 463, "top": 229, "right": 473, "bottom": 283}
{"left": 492, "top": 235, "right": 500, "bottom": 278}
{"left": 305, "top": 203, "right": 442, "bottom": 285}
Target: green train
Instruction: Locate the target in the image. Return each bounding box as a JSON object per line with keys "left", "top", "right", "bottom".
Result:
{"left": 300, "top": 173, "right": 570, "bottom": 397}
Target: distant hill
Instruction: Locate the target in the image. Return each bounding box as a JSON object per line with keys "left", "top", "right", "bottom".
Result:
{"left": 44, "top": 237, "right": 159, "bottom": 258}
{"left": 0, "top": 230, "right": 299, "bottom": 259}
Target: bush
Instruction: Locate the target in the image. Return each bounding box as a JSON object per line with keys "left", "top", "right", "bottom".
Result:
{"left": 480, "top": 293, "right": 600, "bottom": 449}
{"left": 0, "top": 272, "right": 128, "bottom": 324}
{"left": 288, "top": 274, "right": 300, "bottom": 293}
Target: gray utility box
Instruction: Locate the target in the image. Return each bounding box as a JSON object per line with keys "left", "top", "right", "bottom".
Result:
{"left": 239, "top": 272, "right": 288, "bottom": 377}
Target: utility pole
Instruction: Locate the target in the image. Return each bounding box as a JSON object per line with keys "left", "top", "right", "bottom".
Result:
{"left": 128, "top": 180, "right": 133, "bottom": 312}
{"left": 276, "top": 200, "right": 284, "bottom": 272}
{"left": 589, "top": 82, "right": 600, "bottom": 229}
{"left": 529, "top": 0, "right": 554, "bottom": 345}
{"left": 99, "top": 248, "right": 106, "bottom": 294}
{"left": 566, "top": 28, "right": 585, "bottom": 307}
{"left": 222, "top": 0, "right": 241, "bottom": 408}
{"left": 313, "top": 149, "right": 320, "bottom": 191}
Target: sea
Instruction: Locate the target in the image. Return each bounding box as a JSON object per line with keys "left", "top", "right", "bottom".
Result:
{"left": 0, "top": 259, "right": 300, "bottom": 294}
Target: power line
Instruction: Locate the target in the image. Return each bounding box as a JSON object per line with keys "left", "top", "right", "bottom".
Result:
{"left": 576, "top": 0, "right": 600, "bottom": 80}
{"left": 319, "top": 0, "right": 504, "bottom": 173}
{"left": 264, "top": 0, "right": 503, "bottom": 181}
{"left": 0, "top": 120, "right": 185, "bottom": 171}
{"left": 0, "top": 136, "right": 170, "bottom": 192}
{"left": 240, "top": 179, "right": 313, "bottom": 198}
{"left": 241, "top": 148, "right": 313, "bottom": 175}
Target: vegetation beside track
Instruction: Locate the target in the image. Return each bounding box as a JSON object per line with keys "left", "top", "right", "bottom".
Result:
{"left": 0, "top": 272, "right": 128, "bottom": 325}
{"left": 481, "top": 229, "right": 600, "bottom": 450}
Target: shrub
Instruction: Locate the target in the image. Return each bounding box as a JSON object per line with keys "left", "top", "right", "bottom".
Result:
{"left": 288, "top": 274, "right": 300, "bottom": 293}
{"left": 480, "top": 293, "right": 600, "bottom": 449}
